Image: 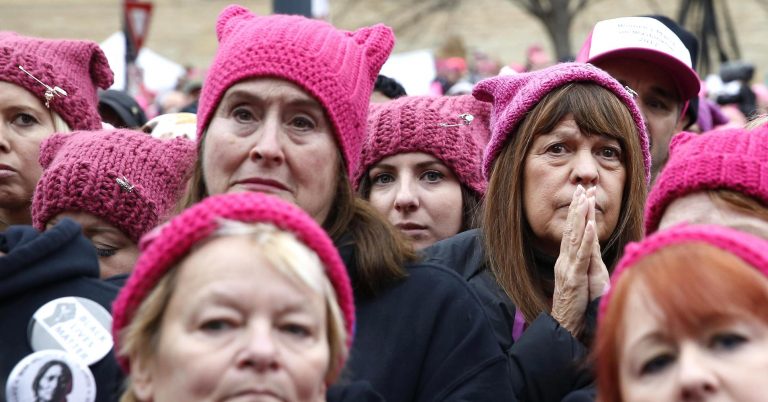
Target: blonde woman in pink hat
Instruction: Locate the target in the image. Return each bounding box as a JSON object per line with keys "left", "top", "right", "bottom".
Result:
{"left": 355, "top": 94, "right": 490, "bottom": 250}
{"left": 0, "top": 32, "right": 113, "bottom": 230}
{"left": 427, "top": 62, "right": 650, "bottom": 401}
{"left": 184, "top": 5, "right": 514, "bottom": 401}
{"left": 595, "top": 225, "right": 768, "bottom": 402}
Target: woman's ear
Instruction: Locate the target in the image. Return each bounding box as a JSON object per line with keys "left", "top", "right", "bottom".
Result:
{"left": 129, "top": 354, "right": 155, "bottom": 401}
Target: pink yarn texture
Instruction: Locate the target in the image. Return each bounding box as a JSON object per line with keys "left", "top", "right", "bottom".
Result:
{"left": 600, "top": 224, "right": 768, "bottom": 319}
{"left": 645, "top": 126, "right": 768, "bottom": 234}
{"left": 473, "top": 62, "right": 650, "bottom": 184}
{"left": 196, "top": 5, "right": 395, "bottom": 178}
{"left": 0, "top": 31, "right": 113, "bottom": 130}
{"left": 356, "top": 95, "right": 491, "bottom": 196}
{"left": 32, "top": 129, "right": 197, "bottom": 243}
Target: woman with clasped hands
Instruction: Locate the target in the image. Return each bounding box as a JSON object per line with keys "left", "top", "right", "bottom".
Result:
{"left": 426, "top": 63, "right": 650, "bottom": 401}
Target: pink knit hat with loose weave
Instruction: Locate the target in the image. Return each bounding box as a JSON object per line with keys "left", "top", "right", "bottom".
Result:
{"left": 599, "top": 224, "right": 768, "bottom": 319}
{"left": 32, "top": 129, "right": 197, "bottom": 243}
{"left": 0, "top": 32, "right": 114, "bottom": 130}
{"left": 645, "top": 126, "right": 768, "bottom": 234}
{"left": 355, "top": 95, "right": 491, "bottom": 196}
{"left": 474, "top": 62, "right": 651, "bottom": 184}
{"left": 196, "top": 5, "right": 395, "bottom": 178}
{"left": 112, "top": 192, "right": 355, "bottom": 373}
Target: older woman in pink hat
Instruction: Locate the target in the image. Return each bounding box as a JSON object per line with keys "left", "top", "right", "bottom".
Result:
{"left": 427, "top": 62, "right": 650, "bottom": 401}
{"left": 183, "top": 5, "right": 513, "bottom": 401}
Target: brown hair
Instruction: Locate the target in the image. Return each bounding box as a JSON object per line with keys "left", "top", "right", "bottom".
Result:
{"left": 595, "top": 243, "right": 768, "bottom": 402}
{"left": 185, "top": 140, "right": 412, "bottom": 297}
{"left": 709, "top": 189, "right": 768, "bottom": 222}
{"left": 483, "top": 83, "right": 647, "bottom": 322}
{"left": 358, "top": 175, "right": 482, "bottom": 233}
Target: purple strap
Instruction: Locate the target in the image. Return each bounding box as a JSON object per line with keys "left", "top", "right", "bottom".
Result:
{"left": 512, "top": 307, "right": 526, "bottom": 342}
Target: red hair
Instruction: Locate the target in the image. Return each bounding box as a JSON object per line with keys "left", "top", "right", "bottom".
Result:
{"left": 595, "top": 242, "right": 768, "bottom": 402}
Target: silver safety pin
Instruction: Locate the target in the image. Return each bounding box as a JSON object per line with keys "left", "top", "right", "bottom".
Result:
{"left": 18, "top": 65, "right": 68, "bottom": 108}
{"left": 438, "top": 113, "right": 474, "bottom": 127}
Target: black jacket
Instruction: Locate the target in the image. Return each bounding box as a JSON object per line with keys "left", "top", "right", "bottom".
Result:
{"left": 0, "top": 220, "right": 123, "bottom": 402}
{"left": 337, "top": 234, "right": 517, "bottom": 402}
{"left": 424, "top": 229, "right": 596, "bottom": 402}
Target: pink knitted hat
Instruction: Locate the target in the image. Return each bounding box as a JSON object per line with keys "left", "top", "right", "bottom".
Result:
{"left": 645, "top": 126, "right": 768, "bottom": 234}
{"left": 0, "top": 32, "right": 114, "bottom": 130}
{"left": 196, "top": 5, "right": 395, "bottom": 178}
{"left": 600, "top": 224, "right": 768, "bottom": 319}
{"left": 32, "top": 129, "right": 197, "bottom": 243}
{"left": 112, "top": 192, "right": 355, "bottom": 373}
{"left": 355, "top": 95, "right": 491, "bottom": 196}
{"left": 474, "top": 62, "right": 651, "bottom": 184}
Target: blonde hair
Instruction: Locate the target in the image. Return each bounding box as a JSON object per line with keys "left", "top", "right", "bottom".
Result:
{"left": 51, "top": 111, "right": 71, "bottom": 133}
{"left": 746, "top": 114, "right": 768, "bottom": 130}
{"left": 118, "top": 221, "right": 348, "bottom": 402}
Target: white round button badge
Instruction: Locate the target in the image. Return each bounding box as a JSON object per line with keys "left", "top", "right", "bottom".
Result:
{"left": 5, "top": 349, "right": 96, "bottom": 402}
{"left": 28, "top": 297, "right": 114, "bottom": 366}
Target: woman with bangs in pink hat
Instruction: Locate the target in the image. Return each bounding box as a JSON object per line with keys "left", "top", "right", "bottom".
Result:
{"left": 0, "top": 32, "right": 113, "bottom": 231}
{"left": 355, "top": 94, "right": 490, "bottom": 250}
{"left": 112, "top": 192, "right": 360, "bottom": 402}
{"left": 594, "top": 225, "right": 768, "bottom": 402}
{"left": 426, "top": 62, "right": 650, "bottom": 401}
{"left": 183, "top": 4, "right": 514, "bottom": 402}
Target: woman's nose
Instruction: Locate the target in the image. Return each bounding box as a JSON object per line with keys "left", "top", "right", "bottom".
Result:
{"left": 569, "top": 151, "right": 599, "bottom": 186}
{"left": 677, "top": 345, "right": 719, "bottom": 400}
{"left": 237, "top": 325, "right": 279, "bottom": 372}
{"left": 393, "top": 178, "right": 419, "bottom": 213}
{"left": 248, "top": 116, "right": 285, "bottom": 165}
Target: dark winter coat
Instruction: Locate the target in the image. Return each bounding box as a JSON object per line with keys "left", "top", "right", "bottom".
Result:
{"left": 337, "top": 233, "right": 517, "bottom": 402}
{"left": 0, "top": 219, "right": 123, "bottom": 402}
{"left": 424, "top": 229, "right": 598, "bottom": 402}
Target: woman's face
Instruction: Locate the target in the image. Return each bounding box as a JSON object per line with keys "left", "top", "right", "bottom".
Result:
{"left": 659, "top": 192, "right": 768, "bottom": 240}
{"left": 134, "top": 235, "right": 329, "bottom": 402}
{"left": 48, "top": 212, "right": 139, "bottom": 279}
{"left": 0, "top": 81, "right": 56, "bottom": 216}
{"left": 367, "top": 152, "right": 464, "bottom": 250}
{"left": 202, "top": 78, "right": 340, "bottom": 224}
{"left": 36, "top": 364, "right": 64, "bottom": 401}
{"left": 619, "top": 284, "right": 768, "bottom": 402}
{"left": 522, "top": 116, "right": 626, "bottom": 255}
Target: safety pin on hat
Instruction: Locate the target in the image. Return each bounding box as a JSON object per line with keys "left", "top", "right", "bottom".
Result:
{"left": 18, "top": 65, "right": 68, "bottom": 108}
{"left": 116, "top": 176, "right": 135, "bottom": 193}
{"left": 624, "top": 85, "right": 639, "bottom": 99}
{"left": 438, "top": 113, "right": 474, "bottom": 127}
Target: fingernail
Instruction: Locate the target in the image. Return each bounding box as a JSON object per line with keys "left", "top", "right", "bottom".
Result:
{"left": 575, "top": 184, "right": 584, "bottom": 196}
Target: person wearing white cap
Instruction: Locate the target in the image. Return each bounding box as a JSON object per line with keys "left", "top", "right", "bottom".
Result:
{"left": 577, "top": 16, "right": 701, "bottom": 181}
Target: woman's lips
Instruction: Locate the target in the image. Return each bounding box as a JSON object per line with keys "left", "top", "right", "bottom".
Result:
{"left": 233, "top": 177, "right": 290, "bottom": 193}
{"left": 0, "top": 164, "right": 17, "bottom": 179}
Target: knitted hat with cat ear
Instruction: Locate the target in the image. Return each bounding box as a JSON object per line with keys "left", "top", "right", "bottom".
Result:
{"left": 0, "top": 31, "right": 114, "bottom": 130}
{"left": 196, "top": 5, "right": 395, "bottom": 178}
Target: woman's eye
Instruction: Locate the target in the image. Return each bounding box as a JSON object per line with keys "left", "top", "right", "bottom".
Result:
{"left": 289, "top": 116, "right": 316, "bottom": 131}
{"left": 201, "top": 319, "right": 235, "bottom": 332}
{"left": 710, "top": 332, "right": 748, "bottom": 351}
{"left": 12, "top": 113, "right": 38, "bottom": 127}
{"left": 372, "top": 173, "right": 395, "bottom": 185}
{"left": 599, "top": 147, "right": 622, "bottom": 160}
{"left": 546, "top": 144, "right": 566, "bottom": 154}
{"left": 421, "top": 170, "right": 444, "bottom": 183}
{"left": 232, "top": 107, "right": 255, "bottom": 123}
{"left": 281, "top": 323, "right": 311, "bottom": 338}
{"left": 646, "top": 98, "right": 671, "bottom": 112}
{"left": 94, "top": 246, "right": 117, "bottom": 258}
{"left": 640, "top": 353, "right": 674, "bottom": 376}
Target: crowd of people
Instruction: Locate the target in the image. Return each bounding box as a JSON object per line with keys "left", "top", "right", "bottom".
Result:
{"left": 1, "top": 5, "right": 767, "bottom": 402}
